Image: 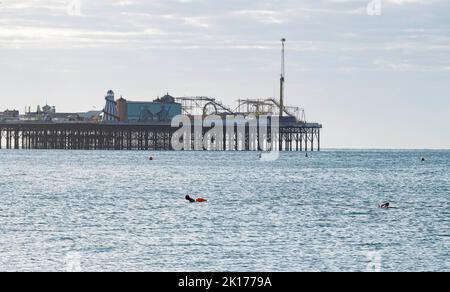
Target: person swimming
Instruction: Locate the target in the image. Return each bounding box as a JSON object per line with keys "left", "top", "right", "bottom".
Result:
{"left": 379, "top": 202, "right": 390, "bottom": 209}
{"left": 185, "top": 195, "right": 207, "bottom": 203}
{"left": 378, "top": 202, "right": 395, "bottom": 209}
{"left": 379, "top": 202, "right": 398, "bottom": 209}
{"left": 185, "top": 195, "right": 195, "bottom": 203}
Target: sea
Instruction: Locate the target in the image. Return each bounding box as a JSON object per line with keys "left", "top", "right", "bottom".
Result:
{"left": 0, "top": 149, "right": 448, "bottom": 272}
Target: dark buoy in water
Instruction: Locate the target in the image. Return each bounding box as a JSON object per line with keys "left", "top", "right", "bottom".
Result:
{"left": 149, "top": 156, "right": 155, "bottom": 161}
{"left": 421, "top": 157, "right": 426, "bottom": 162}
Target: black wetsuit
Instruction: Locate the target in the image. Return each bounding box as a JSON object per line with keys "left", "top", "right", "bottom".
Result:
{"left": 186, "top": 196, "right": 196, "bottom": 203}
{"left": 379, "top": 203, "right": 390, "bottom": 209}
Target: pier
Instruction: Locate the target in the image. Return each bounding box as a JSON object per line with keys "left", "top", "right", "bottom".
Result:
{"left": 0, "top": 40, "right": 322, "bottom": 152}
{"left": 0, "top": 121, "right": 321, "bottom": 152}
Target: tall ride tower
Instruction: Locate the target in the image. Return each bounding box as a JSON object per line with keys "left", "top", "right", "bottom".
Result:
{"left": 279, "top": 38, "right": 286, "bottom": 117}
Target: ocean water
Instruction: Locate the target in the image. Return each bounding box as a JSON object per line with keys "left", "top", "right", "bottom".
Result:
{"left": 0, "top": 149, "right": 448, "bottom": 272}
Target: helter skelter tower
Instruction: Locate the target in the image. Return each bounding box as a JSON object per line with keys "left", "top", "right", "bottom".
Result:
{"left": 102, "top": 90, "right": 119, "bottom": 122}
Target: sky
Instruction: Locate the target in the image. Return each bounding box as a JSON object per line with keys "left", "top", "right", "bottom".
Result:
{"left": 0, "top": 0, "right": 449, "bottom": 149}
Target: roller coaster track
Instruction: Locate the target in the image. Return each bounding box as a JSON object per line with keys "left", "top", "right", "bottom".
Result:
{"left": 266, "top": 98, "right": 305, "bottom": 122}
{"left": 176, "top": 96, "right": 305, "bottom": 123}
{"left": 175, "top": 97, "right": 235, "bottom": 116}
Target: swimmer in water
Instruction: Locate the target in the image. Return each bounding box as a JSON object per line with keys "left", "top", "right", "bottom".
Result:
{"left": 185, "top": 195, "right": 207, "bottom": 203}
{"left": 185, "top": 195, "right": 195, "bottom": 203}
{"left": 379, "top": 202, "right": 390, "bottom": 209}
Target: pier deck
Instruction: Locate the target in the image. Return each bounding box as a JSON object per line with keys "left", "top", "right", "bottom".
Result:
{"left": 0, "top": 121, "right": 321, "bottom": 152}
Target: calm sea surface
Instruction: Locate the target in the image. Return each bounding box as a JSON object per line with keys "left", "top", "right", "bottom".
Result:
{"left": 0, "top": 150, "right": 448, "bottom": 272}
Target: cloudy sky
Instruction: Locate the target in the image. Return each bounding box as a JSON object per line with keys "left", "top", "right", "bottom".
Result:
{"left": 0, "top": 0, "right": 449, "bottom": 148}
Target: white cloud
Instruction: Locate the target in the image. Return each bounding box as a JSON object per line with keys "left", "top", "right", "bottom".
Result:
{"left": 234, "top": 10, "right": 286, "bottom": 24}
